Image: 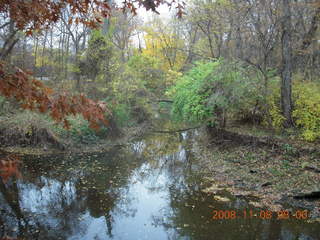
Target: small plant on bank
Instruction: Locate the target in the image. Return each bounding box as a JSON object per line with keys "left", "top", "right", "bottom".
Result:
{"left": 64, "top": 115, "right": 108, "bottom": 145}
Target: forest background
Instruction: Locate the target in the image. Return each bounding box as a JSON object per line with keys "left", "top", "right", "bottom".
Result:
{"left": 0, "top": 0, "right": 320, "bottom": 149}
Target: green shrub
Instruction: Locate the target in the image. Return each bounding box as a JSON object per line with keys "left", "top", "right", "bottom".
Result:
{"left": 0, "top": 96, "right": 7, "bottom": 115}
{"left": 0, "top": 106, "right": 115, "bottom": 145}
{"left": 167, "top": 59, "right": 258, "bottom": 127}
{"left": 0, "top": 110, "right": 53, "bottom": 131}
{"left": 112, "top": 103, "right": 132, "bottom": 127}
{"left": 167, "top": 61, "right": 214, "bottom": 123}
{"left": 126, "top": 54, "right": 165, "bottom": 93}
{"left": 64, "top": 115, "right": 109, "bottom": 144}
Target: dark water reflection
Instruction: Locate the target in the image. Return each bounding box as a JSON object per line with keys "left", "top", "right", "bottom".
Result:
{"left": 0, "top": 132, "right": 319, "bottom": 239}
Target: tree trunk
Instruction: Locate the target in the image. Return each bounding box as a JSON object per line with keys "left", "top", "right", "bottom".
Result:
{"left": 0, "top": 21, "right": 19, "bottom": 61}
{"left": 75, "top": 46, "right": 81, "bottom": 91}
{"left": 281, "top": 0, "right": 293, "bottom": 127}
{"left": 40, "top": 30, "right": 48, "bottom": 80}
{"left": 33, "top": 36, "right": 39, "bottom": 73}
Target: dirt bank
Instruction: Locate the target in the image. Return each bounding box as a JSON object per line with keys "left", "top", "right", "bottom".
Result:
{"left": 195, "top": 127, "right": 320, "bottom": 221}
{"left": 0, "top": 122, "right": 152, "bottom": 156}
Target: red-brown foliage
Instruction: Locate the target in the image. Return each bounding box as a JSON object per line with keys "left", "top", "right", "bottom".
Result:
{"left": 0, "top": 61, "right": 108, "bottom": 129}
{"left": 0, "top": 154, "right": 21, "bottom": 183}
{"left": 0, "top": 0, "right": 185, "bottom": 34}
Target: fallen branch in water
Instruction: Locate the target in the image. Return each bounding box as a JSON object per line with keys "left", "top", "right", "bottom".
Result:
{"left": 151, "top": 125, "right": 202, "bottom": 133}
{"left": 293, "top": 191, "right": 320, "bottom": 200}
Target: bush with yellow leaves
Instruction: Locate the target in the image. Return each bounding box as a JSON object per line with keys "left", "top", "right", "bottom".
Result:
{"left": 266, "top": 88, "right": 285, "bottom": 130}
{"left": 266, "top": 80, "right": 320, "bottom": 141}
{"left": 292, "top": 82, "right": 320, "bottom": 141}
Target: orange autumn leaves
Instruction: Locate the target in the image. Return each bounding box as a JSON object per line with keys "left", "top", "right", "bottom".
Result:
{"left": 0, "top": 61, "right": 108, "bottom": 129}
{"left": 0, "top": 0, "right": 111, "bottom": 34}
{"left": 0, "top": 0, "right": 185, "bottom": 35}
{"left": 0, "top": 154, "right": 21, "bottom": 183}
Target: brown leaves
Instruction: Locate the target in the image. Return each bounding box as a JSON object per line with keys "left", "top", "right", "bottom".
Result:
{"left": 120, "top": 0, "right": 185, "bottom": 17}
{"left": 0, "top": 236, "right": 18, "bottom": 240}
{"left": 49, "top": 93, "right": 109, "bottom": 130}
{"left": 0, "top": 0, "right": 110, "bottom": 33}
{"left": 0, "top": 61, "right": 109, "bottom": 130}
{"left": 0, "top": 0, "right": 185, "bottom": 35}
{"left": 0, "top": 154, "right": 22, "bottom": 183}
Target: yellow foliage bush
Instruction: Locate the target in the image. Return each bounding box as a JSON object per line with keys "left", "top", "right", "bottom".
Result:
{"left": 265, "top": 84, "right": 285, "bottom": 130}
{"left": 266, "top": 80, "right": 320, "bottom": 141}
{"left": 165, "top": 70, "right": 182, "bottom": 88}
{"left": 268, "top": 100, "right": 285, "bottom": 130}
{"left": 292, "top": 82, "right": 320, "bottom": 141}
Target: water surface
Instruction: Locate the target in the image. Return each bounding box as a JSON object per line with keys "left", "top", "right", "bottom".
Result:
{"left": 0, "top": 132, "right": 319, "bottom": 239}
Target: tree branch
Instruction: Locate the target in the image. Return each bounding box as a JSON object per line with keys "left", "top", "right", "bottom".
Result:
{"left": 0, "top": 21, "right": 10, "bottom": 30}
{"left": 151, "top": 125, "right": 202, "bottom": 133}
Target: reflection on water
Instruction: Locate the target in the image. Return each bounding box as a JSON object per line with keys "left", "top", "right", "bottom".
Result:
{"left": 0, "top": 132, "right": 319, "bottom": 240}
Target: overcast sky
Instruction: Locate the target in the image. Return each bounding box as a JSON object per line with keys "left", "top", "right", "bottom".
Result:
{"left": 137, "top": 4, "right": 172, "bottom": 22}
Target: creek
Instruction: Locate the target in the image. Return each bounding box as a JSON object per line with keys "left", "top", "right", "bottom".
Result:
{"left": 0, "top": 130, "right": 319, "bottom": 239}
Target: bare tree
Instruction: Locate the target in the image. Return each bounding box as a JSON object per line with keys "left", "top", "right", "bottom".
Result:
{"left": 61, "top": 8, "right": 89, "bottom": 90}
{"left": 281, "top": 0, "right": 293, "bottom": 127}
